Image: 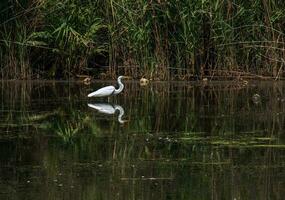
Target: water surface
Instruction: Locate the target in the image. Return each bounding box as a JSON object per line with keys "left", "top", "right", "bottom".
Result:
{"left": 0, "top": 80, "right": 284, "bottom": 199}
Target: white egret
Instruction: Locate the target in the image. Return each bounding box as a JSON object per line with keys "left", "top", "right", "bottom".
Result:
{"left": 88, "top": 103, "right": 127, "bottom": 124}
{"left": 87, "top": 76, "right": 131, "bottom": 98}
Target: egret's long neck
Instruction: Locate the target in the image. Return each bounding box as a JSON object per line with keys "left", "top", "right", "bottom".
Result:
{"left": 114, "top": 77, "right": 124, "bottom": 95}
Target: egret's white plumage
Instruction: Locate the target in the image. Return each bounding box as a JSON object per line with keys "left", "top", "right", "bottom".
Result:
{"left": 87, "top": 76, "right": 130, "bottom": 98}
{"left": 87, "top": 86, "right": 115, "bottom": 97}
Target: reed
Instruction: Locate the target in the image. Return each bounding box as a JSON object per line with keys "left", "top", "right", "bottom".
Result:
{"left": 1, "top": 0, "right": 285, "bottom": 79}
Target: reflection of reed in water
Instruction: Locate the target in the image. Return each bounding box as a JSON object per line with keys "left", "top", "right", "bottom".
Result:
{"left": 0, "top": 81, "right": 284, "bottom": 138}
{"left": 120, "top": 81, "right": 285, "bottom": 135}
{"left": 0, "top": 81, "right": 285, "bottom": 199}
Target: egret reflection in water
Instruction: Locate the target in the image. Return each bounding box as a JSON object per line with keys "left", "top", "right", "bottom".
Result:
{"left": 88, "top": 103, "right": 127, "bottom": 124}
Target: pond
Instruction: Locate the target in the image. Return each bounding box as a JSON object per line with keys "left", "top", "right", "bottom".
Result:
{"left": 0, "top": 80, "right": 284, "bottom": 199}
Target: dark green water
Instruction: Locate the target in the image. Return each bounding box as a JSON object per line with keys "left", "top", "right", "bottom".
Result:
{"left": 0, "top": 80, "right": 284, "bottom": 200}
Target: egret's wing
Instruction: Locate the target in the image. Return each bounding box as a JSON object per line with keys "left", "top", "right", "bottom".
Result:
{"left": 88, "top": 103, "right": 115, "bottom": 114}
{"left": 87, "top": 86, "right": 115, "bottom": 97}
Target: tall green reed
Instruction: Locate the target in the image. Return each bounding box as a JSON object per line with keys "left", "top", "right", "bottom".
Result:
{"left": 107, "top": 0, "right": 285, "bottom": 79}
{"left": 1, "top": 0, "right": 285, "bottom": 79}
{"left": 0, "top": 1, "right": 31, "bottom": 79}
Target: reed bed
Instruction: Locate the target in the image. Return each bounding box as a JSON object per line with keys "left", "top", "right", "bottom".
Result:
{"left": 1, "top": 0, "right": 285, "bottom": 80}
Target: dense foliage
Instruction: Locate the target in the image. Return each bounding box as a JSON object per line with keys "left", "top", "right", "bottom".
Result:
{"left": 1, "top": 0, "right": 285, "bottom": 79}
